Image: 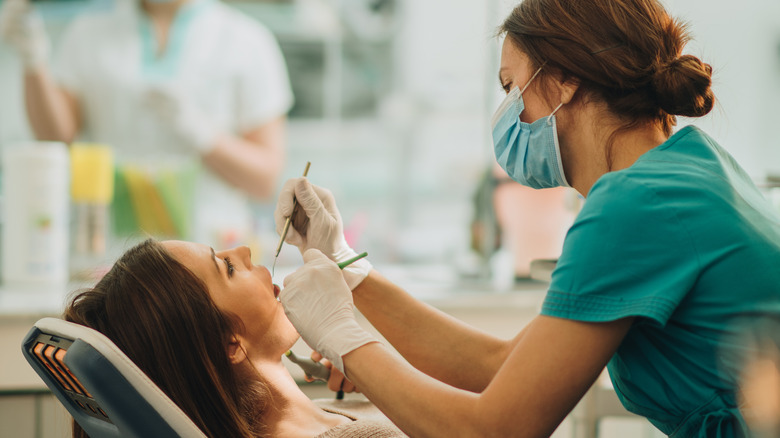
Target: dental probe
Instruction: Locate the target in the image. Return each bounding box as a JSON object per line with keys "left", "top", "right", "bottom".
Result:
{"left": 283, "top": 251, "right": 368, "bottom": 398}
{"left": 272, "top": 161, "right": 311, "bottom": 277}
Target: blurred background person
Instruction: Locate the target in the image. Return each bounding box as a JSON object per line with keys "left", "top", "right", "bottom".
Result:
{"left": 738, "top": 317, "right": 780, "bottom": 438}
{"left": 490, "top": 163, "right": 576, "bottom": 281}
{"left": 0, "top": 0, "right": 293, "bottom": 250}
{"left": 470, "top": 163, "right": 577, "bottom": 286}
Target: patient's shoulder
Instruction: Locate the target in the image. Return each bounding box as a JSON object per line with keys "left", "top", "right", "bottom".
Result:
{"left": 313, "top": 399, "right": 407, "bottom": 437}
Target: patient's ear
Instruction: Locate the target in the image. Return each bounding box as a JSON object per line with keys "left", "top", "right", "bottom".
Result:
{"left": 227, "top": 336, "right": 247, "bottom": 365}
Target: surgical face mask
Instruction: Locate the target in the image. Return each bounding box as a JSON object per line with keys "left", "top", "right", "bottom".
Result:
{"left": 491, "top": 68, "right": 570, "bottom": 189}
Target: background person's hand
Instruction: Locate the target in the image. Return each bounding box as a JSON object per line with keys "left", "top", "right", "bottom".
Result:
{"left": 308, "top": 351, "right": 360, "bottom": 394}
{"left": 281, "top": 249, "right": 376, "bottom": 374}
{"left": 0, "top": 0, "right": 49, "bottom": 69}
{"left": 275, "top": 178, "right": 372, "bottom": 289}
{"left": 143, "top": 85, "right": 221, "bottom": 154}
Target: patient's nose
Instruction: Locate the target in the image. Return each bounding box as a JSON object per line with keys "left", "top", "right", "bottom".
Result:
{"left": 235, "top": 245, "right": 251, "bottom": 265}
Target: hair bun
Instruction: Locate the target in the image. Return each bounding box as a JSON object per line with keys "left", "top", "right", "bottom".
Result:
{"left": 652, "top": 54, "right": 714, "bottom": 117}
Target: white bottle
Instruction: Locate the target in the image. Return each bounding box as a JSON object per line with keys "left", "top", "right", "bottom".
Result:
{"left": 2, "top": 142, "right": 70, "bottom": 288}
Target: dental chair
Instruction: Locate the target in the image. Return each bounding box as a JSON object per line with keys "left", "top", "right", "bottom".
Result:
{"left": 21, "top": 317, "right": 206, "bottom": 438}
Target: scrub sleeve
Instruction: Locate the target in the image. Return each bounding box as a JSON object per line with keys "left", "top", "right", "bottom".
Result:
{"left": 543, "top": 172, "right": 695, "bottom": 324}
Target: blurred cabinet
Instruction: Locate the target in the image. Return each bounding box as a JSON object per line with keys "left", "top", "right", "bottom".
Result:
{"left": 0, "top": 312, "right": 69, "bottom": 438}
{"left": 231, "top": 0, "right": 397, "bottom": 120}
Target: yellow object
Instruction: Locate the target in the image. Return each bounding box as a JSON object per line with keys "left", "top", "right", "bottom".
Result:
{"left": 70, "top": 143, "right": 114, "bottom": 203}
{"left": 121, "top": 166, "right": 178, "bottom": 237}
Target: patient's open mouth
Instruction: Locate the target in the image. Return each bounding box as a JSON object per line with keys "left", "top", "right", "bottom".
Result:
{"left": 273, "top": 284, "right": 280, "bottom": 298}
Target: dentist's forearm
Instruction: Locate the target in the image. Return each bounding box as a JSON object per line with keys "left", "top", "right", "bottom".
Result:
{"left": 24, "top": 68, "right": 80, "bottom": 143}
{"left": 352, "top": 271, "right": 514, "bottom": 392}
{"left": 202, "top": 116, "right": 286, "bottom": 200}
{"left": 343, "top": 342, "right": 485, "bottom": 438}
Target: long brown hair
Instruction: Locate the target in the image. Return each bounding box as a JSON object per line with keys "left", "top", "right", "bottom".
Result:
{"left": 64, "top": 239, "right": 270, "bottom": 437}
{"left": 500, "top": 0, "right": 714, "bottom": 164}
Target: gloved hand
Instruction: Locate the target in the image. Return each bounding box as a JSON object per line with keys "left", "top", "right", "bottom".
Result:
{"left": 308, "top": 351, "right": 359, "bottom": 394}
{"left": 143, "top": 86, "right": 221, "bottom": 154}
{"left": 0, "top": 0, "right": 49, "bottom": 69}
{"left": 281, "top": 249, "right": 376, "bottom": 374}
{"left": 275, "top": 178, "right": 372, "bottom": 290}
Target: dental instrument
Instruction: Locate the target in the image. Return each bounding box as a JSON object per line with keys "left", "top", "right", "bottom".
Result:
{"left": 337, "top": 251, "right": 369, "bottom": 269}
{"left": 284, "top": 350, "right": 330, "bottom": 382}
{"left": 272, "top": 161, "right": 311, "bottom": 277}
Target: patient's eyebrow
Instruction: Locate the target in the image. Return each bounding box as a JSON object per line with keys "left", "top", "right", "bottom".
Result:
{"left": 210, "top": 247, "right": 220, "bottom": 274}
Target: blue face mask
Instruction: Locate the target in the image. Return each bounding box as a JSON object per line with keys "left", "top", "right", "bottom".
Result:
{"left": 491, "top": 67, "right": 570, "bottom": 189}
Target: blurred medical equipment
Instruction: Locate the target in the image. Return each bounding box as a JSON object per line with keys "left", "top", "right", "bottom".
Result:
{"left": 273, "top": 161, "right": 311, "bottom": 276}
{"left": 112, "top": 162, "right": 198, "bottom": 240}
{"left": 1, "top": 142, "right": 69, "bottom": 287}
{"left": 22, "top": 317, "right": 206, "bottom": 437}
{"left": 69, "top": 143, "right": 114, "bottom": 280}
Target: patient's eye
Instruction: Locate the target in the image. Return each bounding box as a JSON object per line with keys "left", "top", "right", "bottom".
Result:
{"left": 224, "top": 257, "right": 235, "bottom": 277}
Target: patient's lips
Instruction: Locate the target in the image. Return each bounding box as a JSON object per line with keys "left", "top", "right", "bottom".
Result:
{"left": 273, "top": 284, "right": 281, "bottom": 298}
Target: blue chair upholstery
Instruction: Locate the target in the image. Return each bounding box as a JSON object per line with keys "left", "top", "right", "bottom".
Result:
{"left": 21, "top": 317, "right": 206, "bottom": 438}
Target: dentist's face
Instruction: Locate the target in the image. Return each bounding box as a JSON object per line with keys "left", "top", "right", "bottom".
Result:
{"left": 163, "top": 240, "right": 298, "bottom": 359}
{"left": 498, "top": 38, "right": 553, "bottom": 123}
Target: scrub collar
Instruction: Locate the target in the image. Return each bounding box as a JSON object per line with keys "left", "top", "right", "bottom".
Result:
{"left": 138, "top": 0, "right": 212, "bottom": 80}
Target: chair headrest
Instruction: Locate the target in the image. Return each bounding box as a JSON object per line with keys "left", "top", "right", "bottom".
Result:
{"left": 22, "top": 317, "right": 207, "bottom": 438}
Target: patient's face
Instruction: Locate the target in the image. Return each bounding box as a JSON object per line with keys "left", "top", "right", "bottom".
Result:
{"left": 162, "top": 240, "right": 298, "bottom": 359}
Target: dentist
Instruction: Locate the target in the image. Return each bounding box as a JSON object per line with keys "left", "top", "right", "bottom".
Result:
{"left": 276, "top": 0, "right": 780, "bottom": 437}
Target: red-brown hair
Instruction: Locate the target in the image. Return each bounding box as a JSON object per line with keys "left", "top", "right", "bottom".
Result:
{"left": 64, "top": 239, "right": 270, "bottom": 437}
{"left": 500, "top": 0, "right": 714, "bottom": 140}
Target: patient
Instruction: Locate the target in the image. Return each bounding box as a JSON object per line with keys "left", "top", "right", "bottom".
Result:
{"left": 64, "top": 238, "right": 403, "bottom": 438}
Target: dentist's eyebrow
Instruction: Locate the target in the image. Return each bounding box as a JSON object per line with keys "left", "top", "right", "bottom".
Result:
{"left": 210, "top": 247, "right": 220, "bottom": 274}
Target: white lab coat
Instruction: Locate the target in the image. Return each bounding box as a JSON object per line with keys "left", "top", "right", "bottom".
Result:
{"left": 54, "top": 0, "right": 293, "bottom": 247}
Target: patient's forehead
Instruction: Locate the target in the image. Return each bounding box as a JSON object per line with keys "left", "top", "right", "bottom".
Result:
{"left": 160, "top": 241, "right": 213, "bottom": 277}
{"left": 162, "top": 240, "right": 202, "bottom": 259}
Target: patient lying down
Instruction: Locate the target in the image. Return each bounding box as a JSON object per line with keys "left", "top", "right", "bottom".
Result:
{"left": 64, "top": 238, "right": 405, "bottom": 437}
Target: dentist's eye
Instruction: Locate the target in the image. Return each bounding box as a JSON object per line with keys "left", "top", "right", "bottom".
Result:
{"left": 224, "top": 257, "right": 235, "bottom": 277}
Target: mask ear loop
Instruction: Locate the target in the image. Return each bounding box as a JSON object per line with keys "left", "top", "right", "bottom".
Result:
{"left": 547, "top": 102, "right": 564, "bottom": 126}
{"left": 519, "top": 65, "right": 545, "bottom": 94}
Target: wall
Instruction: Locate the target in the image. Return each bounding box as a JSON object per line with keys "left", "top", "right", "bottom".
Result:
{"left": 664, "top": 0, "right": 780, "bottom": 179}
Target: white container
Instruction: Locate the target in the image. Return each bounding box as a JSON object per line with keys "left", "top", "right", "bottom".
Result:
{"left": 2, "top": 142, "right": 70, "bottom": 287}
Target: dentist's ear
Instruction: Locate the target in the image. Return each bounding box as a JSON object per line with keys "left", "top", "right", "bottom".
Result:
{"left": 227, "top": 336, "right": 247, "bottom": 365}
{"left": 555, "top": 75, "right": 580, "bottom": 105}
{"left": 548, "top": 74, "right": 580, "bottom": 105}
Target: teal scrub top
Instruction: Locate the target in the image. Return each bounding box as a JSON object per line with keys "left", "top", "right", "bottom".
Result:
{"left": 542, "top": 126, "right": 780, "bottom": 437}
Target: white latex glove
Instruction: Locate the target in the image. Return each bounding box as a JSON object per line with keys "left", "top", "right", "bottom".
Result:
{"left": 281, "top": 249, "right": 376, "bottom": 374}
{"left": 0, "top": 0, "right": 49, "bottom": 69}
{"left": 143, "top": 86, "right": 220, "bottom": 154}
{"left": 275, "top": 177, "right": 372, "bottom": 290}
